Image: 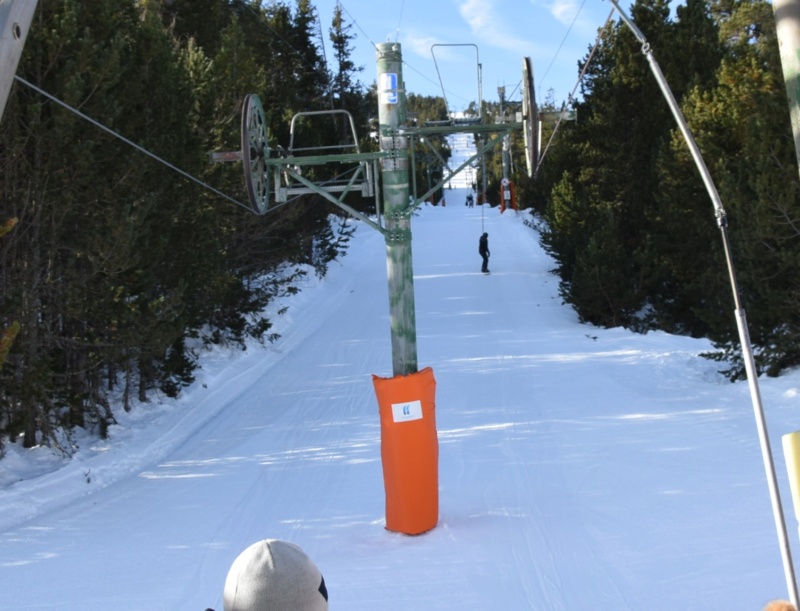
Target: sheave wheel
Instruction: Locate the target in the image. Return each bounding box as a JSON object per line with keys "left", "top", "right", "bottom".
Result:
{"left": 241, "top": 94, "right": 270, "bottom": 214}
{"left": 521, "top": 57, "right": 539, "bottom": 178}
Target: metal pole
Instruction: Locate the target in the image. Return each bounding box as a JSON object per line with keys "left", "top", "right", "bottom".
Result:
{"left": 376, "top": 42, "right": 418, "bottom": 377}
{"left": 430, "top": 43, "right": 480, "bottom": 123}
{"left": 426, "top": 158, "right": 432, "bottom": 204}
{"left": 0, "top": 0, "right": 38, "bottom": 123}
{"left": 499, "top": 86, "right": 511, "bottom": 182}
{"left": 607, "top": 1, "right": 799, "bottom": 604}
{"left": 479, "top": 61, "right": 488, "bottom": 205}
{"left": 773, "top": 0, "right": 800, "bottom": 177}
{"left": 480, "top": 136, "right": 488, "bottom": 204}
{"left": 502, "top": 135, "right": 510, "bottom": 182}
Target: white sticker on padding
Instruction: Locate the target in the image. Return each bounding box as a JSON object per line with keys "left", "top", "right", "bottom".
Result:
{"left": 391, "top": 399, "right": 423, "bottom": 422}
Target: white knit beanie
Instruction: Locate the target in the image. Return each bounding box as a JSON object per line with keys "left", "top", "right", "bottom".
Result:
{"left": 223, "top": 540, "right": 328, "bottom": 611}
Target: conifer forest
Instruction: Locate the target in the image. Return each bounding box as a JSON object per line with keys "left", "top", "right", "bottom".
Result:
{"left": 1, "top": 0, "right": 798, "bottom": 454}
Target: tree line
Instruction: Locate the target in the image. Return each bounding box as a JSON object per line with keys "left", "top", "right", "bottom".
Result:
{"left": 516, "top": 0, "right": 800, "bottom": 381}
{"left": 0, "top": 0, "right": 378, "bottom": 452}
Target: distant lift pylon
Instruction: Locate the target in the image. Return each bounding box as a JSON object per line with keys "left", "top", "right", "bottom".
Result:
{"left": 211, "top": 44, "right": 552, "bottom": 380}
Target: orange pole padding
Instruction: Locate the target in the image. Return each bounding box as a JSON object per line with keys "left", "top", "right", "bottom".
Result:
{"left": 510, "top": 181, "right": 518, "bottom": 211}
{"left": 500, "top": 181, "right": 518, "bottom": 213}
{"left": 371, "top": 366, "right": 439, "bottom": 535}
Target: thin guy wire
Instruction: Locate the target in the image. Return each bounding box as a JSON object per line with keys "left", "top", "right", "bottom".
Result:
{"left": 402, "top": 60, "right": 471, "bottom": 106}
{"left": 17, "top": 75, "right": 378, "bottom": 218}
{"left": 534, "top": 8, "right": 614, "bottom": 177}
{"left": 503, "top": 0, "right": 587, "bottom": 107}
{"left": 540, "top": 0, "right": 588, "bottom": 87}
{"left": 336, "top": 0, "right": 379, "bottom": 53}
{"left": 333, "top": 1, "right": 478, "bottom": 109}
{"left": 14, "top": 75, "right": 252, "bottom": 212}
{"left": 394, "top": 0, "right": 405, "bottom": 42}
{"left": 336, "top": 0, "right": 471, "bottom": 106}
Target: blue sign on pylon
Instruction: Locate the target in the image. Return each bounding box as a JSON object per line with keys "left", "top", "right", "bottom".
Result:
{"left": 381, "top": 72, "right": 398, "bottom": 104}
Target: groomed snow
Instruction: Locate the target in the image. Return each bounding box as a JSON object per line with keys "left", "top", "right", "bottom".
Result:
{"left": 2, "top": 190, "right": 800, "bottom": 610}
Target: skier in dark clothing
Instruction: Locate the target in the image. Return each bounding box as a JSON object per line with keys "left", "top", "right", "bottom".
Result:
{"left": 478, "top": 232, "right": 490, "bottom": 273}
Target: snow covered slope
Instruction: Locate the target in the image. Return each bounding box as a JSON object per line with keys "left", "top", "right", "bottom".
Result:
{"left": 1, "top": 197, "right": 799, "bottom": 610}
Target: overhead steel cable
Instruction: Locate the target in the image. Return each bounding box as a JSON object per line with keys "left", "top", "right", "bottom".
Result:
{"left": 394, "top": 0, "right": 406, "bottom": 42}
{"left": 336, "top": 0, "right": 471, "bottom": 108}
{"left": 14, "top": 75, "right": 252, "bottom": 212}
{"left": 534, "top": 8, "right": 614, "bottom": 178}
{"left": 540, "top": 0, "right": 589, "bottom": 89}
{"left": 335, "top": 0, "right": 379, "bottom": 53}
{"left": 402, "top": 59, "right": 473, "bottom": 108}
{"left": 17, "top": 75, "right": 376, "bottom": 219}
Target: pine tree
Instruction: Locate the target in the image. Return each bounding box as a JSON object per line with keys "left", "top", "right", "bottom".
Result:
{"left": 541, "top": 0, "right": 725, "bottom": 330}
{"left": 329, "top": 2, "right": 361, "bottom": 110}
{"left": 662, "top": 0, "right": 800, "bottom": 377}
{"left": 329, "top": 1, "right": 365, "bottom": 144}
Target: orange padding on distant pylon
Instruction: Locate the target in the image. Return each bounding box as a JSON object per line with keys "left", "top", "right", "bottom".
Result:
{"left": 372, "top": 367, "right": 439, "bottom": 535}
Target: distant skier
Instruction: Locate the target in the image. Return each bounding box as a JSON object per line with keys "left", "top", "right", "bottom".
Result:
{"left": 478, "top": 232, "right": 490, "bottom": 273}
{"left": 466, "top": 193, "right": 474, "bottom": 208}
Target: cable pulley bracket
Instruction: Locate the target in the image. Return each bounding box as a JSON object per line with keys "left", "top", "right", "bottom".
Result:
{"left": 209, "top": 94, "right": 271, "bottom": 215}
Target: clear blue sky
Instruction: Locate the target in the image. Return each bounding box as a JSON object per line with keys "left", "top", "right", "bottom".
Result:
{"left": 312, "top": 0, "right": 620, "bottom": 113}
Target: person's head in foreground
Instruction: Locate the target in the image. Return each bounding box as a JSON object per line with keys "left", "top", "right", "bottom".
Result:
{"left": 763, "top": 600, "right": 797, "bottom": 611}
{"left": 223, "top": 539, "right": 328, "bottom": 611}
